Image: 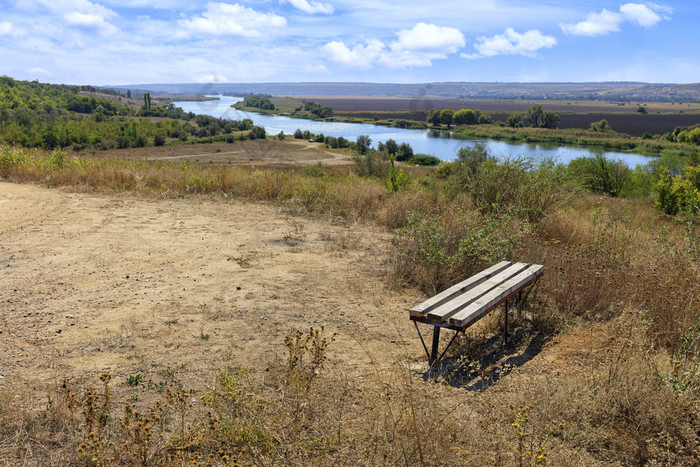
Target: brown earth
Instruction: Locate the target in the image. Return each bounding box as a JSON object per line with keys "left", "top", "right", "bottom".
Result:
{"left": 81, "top": 139, "right": 354, "bottom": 168}
{"left": 305, "top": 97, "right": 700, "bottom": 136}
{"left": 0, "top": 181, "right": 426, "bottom": 402}
{"left": 0, "top": 178, "right": 579, "bottom": 402}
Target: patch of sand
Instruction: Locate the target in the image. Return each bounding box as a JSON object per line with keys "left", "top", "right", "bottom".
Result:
{"left": 0, "top": 181, "right": 423, "bottom": 396}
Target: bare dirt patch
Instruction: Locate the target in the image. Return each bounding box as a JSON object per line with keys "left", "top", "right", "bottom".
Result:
{"left": 83, "top": 139, "right": 353, "bottom": 167}
{"left": 0, "top": 181, "right": 430, "bottom": 399}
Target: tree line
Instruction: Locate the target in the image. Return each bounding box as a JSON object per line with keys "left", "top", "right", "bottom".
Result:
{"left": 427, "top": 104, "right": 560, "bottom": 129}
{"left": 0, "top": 77, "right": 268, "bottom": 150}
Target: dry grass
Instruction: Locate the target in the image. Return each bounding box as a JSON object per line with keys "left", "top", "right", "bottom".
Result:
{"left": 1, "top": 144, "right": 699, "bottom": 465}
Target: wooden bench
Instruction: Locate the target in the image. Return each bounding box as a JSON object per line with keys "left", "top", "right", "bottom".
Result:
{"left": 409, "top": 261, "right": 543, "bottom": 364}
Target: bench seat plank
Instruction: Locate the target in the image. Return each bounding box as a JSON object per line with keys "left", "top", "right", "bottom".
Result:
{"left": 449, "top": 265, "right": 544, "bottom": 328}
{"left": 409, "top": 261, "right": 512, "bottom": 318}
{"left": 426, "top": 262, "right": 530, "bottom": 322}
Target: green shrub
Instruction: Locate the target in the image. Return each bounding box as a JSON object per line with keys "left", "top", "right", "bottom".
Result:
{"left": 567, "top": 155, "right": 631, "bottom": 197}
{"left": 655, "top": 166, "right": 700, "bottom": 215}
{"left": 352, "top": 151, "right": 388, "bottom": 178}
{"left": 468, "top": 158, "right": 572, "bottom": 223}
{"left": 302, "top": 164, "right": 327, "bottom": 178}
{"left": 384, "top": 157, "right": 412, "bottom": 192}
{"left": 391, "top": 211, "right": 528, "bottom": 294}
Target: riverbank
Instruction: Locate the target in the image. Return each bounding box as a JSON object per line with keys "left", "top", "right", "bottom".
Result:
{"left": 227, "top": 96, "right": 699, "bottom": 162}
{"left": 450, "top": 124, "right": 700, "bottom": 158}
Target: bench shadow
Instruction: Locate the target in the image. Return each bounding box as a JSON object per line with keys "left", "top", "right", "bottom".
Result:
{"left": 420, "top": 329, "right": 551, "bottom": 391}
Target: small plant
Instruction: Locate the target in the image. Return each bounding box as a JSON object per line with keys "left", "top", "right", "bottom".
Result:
{"left": 200, "top": 331, "right": 210, "bottom": 341}
{"left": 227, "top": 254, "right": 253, "bottom": 268}
{"left": 125, "top": 374, "right": 143, "bottom": 387}
{"left": 284, "top": 326, "right": 336, "bottom": 392}
{"left": 511, "top": 404, "right": 562, "bottom": 466}
{"left": 384, "top": 156, "right": 413, "bottom": 192}
{"left": 303, "top": 164, "right": 326, "bottom": 178}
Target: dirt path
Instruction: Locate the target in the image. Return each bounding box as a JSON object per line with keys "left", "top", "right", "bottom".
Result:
{"left": 87, "top": 139, "right": 353, "bottom": 167}
{"left": 0, "top": 182, "right": 424, "bottom": 398}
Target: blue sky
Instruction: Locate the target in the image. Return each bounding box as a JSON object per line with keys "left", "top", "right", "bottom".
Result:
{"left": 0, "top": 1, "right": 697, "bottom": 86}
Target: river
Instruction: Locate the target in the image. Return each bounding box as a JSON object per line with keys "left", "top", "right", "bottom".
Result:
{"left": 173, "top": 96, "right": 655, "bottom": 167}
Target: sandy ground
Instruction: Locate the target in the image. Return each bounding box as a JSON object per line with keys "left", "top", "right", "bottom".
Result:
{"left": 0, "top": 181, "right": 427, "bottom": 400}
{"left": 86, "top": 139, "right": 354, "bottom": 167}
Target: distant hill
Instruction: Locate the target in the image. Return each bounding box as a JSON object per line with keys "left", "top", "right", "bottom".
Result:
{"left": 112, "top": 82, "right": 700, "bottom": 102}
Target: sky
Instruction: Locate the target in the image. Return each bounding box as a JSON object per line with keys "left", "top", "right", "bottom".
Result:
{"left": 0, "top": 1, "right": 698, "bottom": 86}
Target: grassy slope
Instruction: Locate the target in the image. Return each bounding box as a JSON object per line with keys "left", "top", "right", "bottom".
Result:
{"left": 0, "top": 144, "right": 698, "bottom": 465}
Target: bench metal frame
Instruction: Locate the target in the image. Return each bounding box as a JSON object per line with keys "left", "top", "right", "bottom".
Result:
{"left": 409, "top": 261, "right": 543, "bottom": 365}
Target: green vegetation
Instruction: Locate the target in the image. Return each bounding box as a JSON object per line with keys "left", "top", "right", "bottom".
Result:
{"left": 242, "top": 94, "right": 276, "bottom": 110}
{"left": 0, "top": 77, "right": 269, "bottom": 150}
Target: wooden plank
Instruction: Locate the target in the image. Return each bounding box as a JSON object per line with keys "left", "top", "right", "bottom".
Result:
{"left": 409, "top": 261, "right": 512, "bottom": 317}
{"left": 449, "top": 265, "right": 543, "bottom": 328}
{"left": 425, "top": 262, "right": 530, "bottom": 322}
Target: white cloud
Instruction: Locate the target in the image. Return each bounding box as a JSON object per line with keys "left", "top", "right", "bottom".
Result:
{"left": 561, "top": 3, "right": 671, "bottom": 36}
{"left": 0, "top": 22, "right": 13, "bottom": 36}
{"left": 465, "top": 28, "right": 556, "bottom": 59}
{"left": 64, "top": 12, "right": 118, "bottom": 35}
{"left": 322, "top": 39, "right": 384, "bottom": 68}
{"left": 324, "top": 23, "right": 464, "bottom": 69}
{"left": 178, "top": 3, "right": 287, "bottom": 38}
{"left": 620, "top": 3, "right": 663, "bottom": 27}
{"left": 382, "top": 23, "right": 465, "bottom": 68}
{"left": 17, "top": 0, "right": 119, "bottom": 35}
{"left": 393, "top": 22, "right": 464, "bottom": 52}
{"left": 282, "top": 0, "right": 334, "bottom": 15}
{"left": 28, "top": 67, "right": 53, "bottom": 77}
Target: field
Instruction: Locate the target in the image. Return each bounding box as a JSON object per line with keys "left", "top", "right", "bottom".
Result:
{"left": 0, "top": 141, "right": 699, "bottom": 465}
{"left": 296, "top": 97, "right": 700, "bottom": 136}
{"left": 86, "top": 138, "right": 354, "bottom": 169}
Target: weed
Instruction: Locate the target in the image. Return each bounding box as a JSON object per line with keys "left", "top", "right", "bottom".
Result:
{"left": 227, "top": 254, "right": 254, "bottom": 268}
{"left": 125, "top": 374, "right": 143, "bottom": 387}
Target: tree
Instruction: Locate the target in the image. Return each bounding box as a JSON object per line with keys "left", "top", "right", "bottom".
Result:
{"left": 248, "top": 126, "right": 266, "bottom": 140}
{"left": 440, "top": 109, "right": 455, "bottom": 128}
{"left": 456, "top": 143, "right": 493, "bottom": 178}
{"left": 396, "top": 143, "right": 413, "bottom": 161}
{"left": 506, "top": 112, "right": 523, "bottom": 128}
{"left": 426, "top": 109, "right": 442, "bottom": 126}
{"left": 454, "top": 108, "right": 477, "bottom": 125}
{"left": 477, "top": 113, "right": 492, "bottom": 125}
{"left": 541, "top": 110, "right": 560, "bottom": 129}
{"left": 355, "top": 135, "right": 372, "bottom": 154}
{"left": 523, "top": 104, "right": 544, "bottom": 127}
{"left": 384, "top": 138, "right": 399, "bottom": 155}
{"left": 637, "top": 105, "right": 647, "bottom": 114}
{"left": 590, "top": 119, "right": 610, "bottom": 132}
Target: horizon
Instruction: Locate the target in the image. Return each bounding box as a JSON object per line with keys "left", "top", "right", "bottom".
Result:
{"left": 1, "top": 1, "right": 698, "bottom": 86}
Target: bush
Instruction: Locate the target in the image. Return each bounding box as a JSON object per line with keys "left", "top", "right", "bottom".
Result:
{"left": 409, "top": 154, "right": 441, "bottom": 166}
{"left": 352, "top": 151, "right": 388, "bottom": 178}
{"left": 567, "top": 155, "right": 631, "bottom": 197}
{"left": 448, "top": 154, "right": 572, "bottom": 223}
{"left": 248, "top": 126, "right": 266, "bottom": 140}
{"left": 154, "top": 134, "right": 166, "bottom": 146}
{"left": 391, "top": 211, "right": 528, "bottom": 295}
{"left": 655, "top": 166, "right": 700, "bottom": 215}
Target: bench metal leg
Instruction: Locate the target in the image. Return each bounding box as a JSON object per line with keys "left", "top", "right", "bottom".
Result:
{"left": 504, "top": 300, "right": 508, "bottom": 345}
{"left": 430, "top": 327, "right": 441, "bottom": 363}
{"left": 413, "top": 321, "right": 431, "bottom": 362}
{"left": 412, "top": 321, "right": 461, "bottom": 365}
